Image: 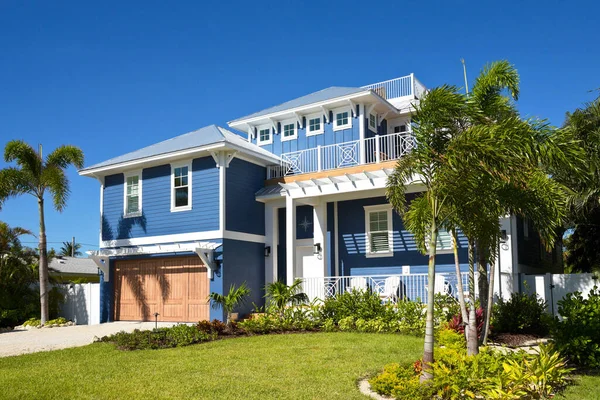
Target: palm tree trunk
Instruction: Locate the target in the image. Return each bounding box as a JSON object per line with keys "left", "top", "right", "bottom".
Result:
{"left": 467, "top": 239, "right": 479, "bottom": 356}
{"left": 482, "top": 255, "right": 495, "bottom": 345}
{"left": 476, "top": 246, "right": 489, "bottom": 346}
{"left": 421, "top": 221, "right": 438, "bottom": 382}
{"left": 452, "top": 230, "right": 468, "bottom": 323}
{"left": 38, "top": 197, "right": 49, "bottom": 325}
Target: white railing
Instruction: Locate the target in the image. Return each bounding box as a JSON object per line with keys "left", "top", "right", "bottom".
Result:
{"left": 362, "top": 73, "right": 427, "bottom": 100}
{"left": 267, "top": 132, "right": 415, "bottom": 178}
{"left": 301, "top": 272, "right": 476, "bottom": 305}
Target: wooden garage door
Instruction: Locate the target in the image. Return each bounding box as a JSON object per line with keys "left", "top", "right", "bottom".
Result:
{"left": 113, "top": 257, "right": 209, "bottom": 322}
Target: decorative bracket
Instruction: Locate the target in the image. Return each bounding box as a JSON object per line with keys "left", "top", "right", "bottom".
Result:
{"left": 194, "top": 248, "right": 217, "bottom": 279}
{"left": 378, "top": 111, "right": 390, "bottom": 127}
{"left": 347, "top": 100, "right": 357, "bottom": 118}
{"left": 293, "top": 112, "right": 304, "bottom": 129}
{"left": 90, "top": 255, "right": 110, "bottom": 282}
{"left": 321, "top": 106, "right": 330, "bottom": 123}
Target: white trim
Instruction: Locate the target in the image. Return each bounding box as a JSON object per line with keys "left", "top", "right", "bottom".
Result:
{"left": 123, "top": 170, "right": 142, "bottom": 218}
{"left": 306, "top": 112, "right": 324, "bottom": 136}
{"left": 281, "top": 119, "right": 297, "bottom": 142}
{"left": 223, "top": 230, "right": 266, "bottom": 243}
{"left": 219, "top": 153, "right": 226, "bottom": 235}
{"left": 334, "top": 201, "right": 339, "bottom": 276}
{"left": 333, "top": 107, "right": 353, "bottom": 131}
{"left": 368, "top": 113, "right": 378, "bottom": 133}
{"left": 171, "top": 161, "right": 192, "bottom": 212}
{"left": 256, "top": 124, "right": 273, "bottom": 146}
{"left": 99, "top": 179, "right": 104, "bottom": 245}
{"left": 101, "top": 230, "right": 222, "bottom": 248}
{"left": 364, "top": 204, "right": 394, "bottom": 258}
{"left": 358, "top": 104, "right": 365, "bottom": 164}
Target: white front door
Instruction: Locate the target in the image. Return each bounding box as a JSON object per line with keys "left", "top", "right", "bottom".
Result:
{"left": 296, "top": 245, "right": 324, "bottom": 300}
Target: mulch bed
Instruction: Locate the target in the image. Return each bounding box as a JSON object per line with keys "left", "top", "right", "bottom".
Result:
{"left": 492, "top": 333, "right": 542, "bottom": 347}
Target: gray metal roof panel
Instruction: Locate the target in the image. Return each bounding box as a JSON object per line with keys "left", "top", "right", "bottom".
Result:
{"left": 49, "top": 257, "right": 99, "bottom": 275}
{"left": 229, "top": 86, "right": 367, "bottom": 123}
{"left": 255, "top": 185, "right": 285, "bottom": 198}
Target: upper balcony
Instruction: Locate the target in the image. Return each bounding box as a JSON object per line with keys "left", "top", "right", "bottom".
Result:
{"left": 267, "top": 131, "right": 415, "bottom": 179}
{"left": 362, "top": 73, "right": 427, "bottom": 109}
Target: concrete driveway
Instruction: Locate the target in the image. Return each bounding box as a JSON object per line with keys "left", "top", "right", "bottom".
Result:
{"left": 0, "top": 321, "right": 179, "bottom": 358}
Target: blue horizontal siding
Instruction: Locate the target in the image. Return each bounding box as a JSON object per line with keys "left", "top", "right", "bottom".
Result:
{"left": 102, "top": 156, "right": 219, "bottom": 241}
{"left": 225, "top": 158, "right": 265, "bottom": 235}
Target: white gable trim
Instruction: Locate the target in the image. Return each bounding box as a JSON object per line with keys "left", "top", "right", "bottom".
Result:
{"left": 100, "top": 230, "right": 266, "bottom": 249}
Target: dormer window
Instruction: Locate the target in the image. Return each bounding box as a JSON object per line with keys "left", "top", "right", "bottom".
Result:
{"left": 281, "top": 120, "right": 297, "bottom": 141}
{"left": 307, "top": 113, "right": 323, "bottom": 136}
{"left": 369, "top": 113, "right": 377, "bottom": 132}
{"left": 333, "top": 108, "right": 352, "bottom": 131}
{"left": 124, "top": 171, "right": 142, "bottom": 217}
{"left": 257, "top": 125, "right": 272, "bottom": 146}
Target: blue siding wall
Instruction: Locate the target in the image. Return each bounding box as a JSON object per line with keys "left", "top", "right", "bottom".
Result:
{"left": 225, "top": 158, "right": 266, "bottom": 235}
{"left": 337, "top": 196, "right": 468, "bottom": 276}
{"left": 277, "top": 207, "right": 286, "bottom": 283}
{"left": 222, "top": 239, "right": 265, "bottom": 318}
{"left": 102, "top": 156, "right": 219, "bottom": 241}
{"left": 251, "top": 109, "right": 360, "bottom": 156}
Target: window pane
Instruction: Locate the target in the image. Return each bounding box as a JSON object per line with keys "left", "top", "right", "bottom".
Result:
{"left": 127, "top": 196, "right": 139, "bottom": 214}
{"left": 371, "top": 232, "right": 389, "bottom": 252}
{"left": 175, "top": 187, "right": 188, "bottom": 207}
{"left": 181, "top": 176, "right": 188, "bottom": 186}
{"left": 174, "top": 177, "right": 181, "bottom": 187}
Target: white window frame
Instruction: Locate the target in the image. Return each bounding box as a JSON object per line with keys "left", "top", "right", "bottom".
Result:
{"left": 281, "top": 119, "right": 297, "bottom": 142}
{"left": 306, "top": 113, "right": 324, "bottom": 136}
{"left": 256, "top": 124, "right": 273, "bottom": 146}
{"left": 364, "top": 205, "right": 393, "bottom": 258}
{"left": 368, "top": 113, "right": 377, "bottom": 133}
{"left": 123, "top": 170, "right": 142, "bottom": 218}
{"left": 171, "top": 162, "right": 192, "bottom": 212}
{"left": 333, "top": 107, "right": 353, "bottom": 131}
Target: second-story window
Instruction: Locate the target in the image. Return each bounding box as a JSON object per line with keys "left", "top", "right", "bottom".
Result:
{"left": 281, "top": 120, "right": 297, "bottom": 141}
{"left": 307, "top": 113, "right": 323, "bottom": 135}
{"left": 257, "top": 125, "right": 272, "bottom": 146}
{"left": 171, "top": 163, "right": 192, "bottom": 212}
{"left": 369, "top": 113, "right": 377, "bottom": 132}
{"left": 124, "top": 172, "right": 142, "bottom": 217}
{"left": 333, "top": 107, "right": 352, "bottom": 131}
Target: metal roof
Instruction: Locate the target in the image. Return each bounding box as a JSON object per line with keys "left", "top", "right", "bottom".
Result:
{"left": 49, "top": 257, "right": 99, "bottom": 276}
{"left": 80, "top": 125, "right": 279, "bottom": 173}
{"left": 229, "top": 87, "right": 368, "bottom": 124}
{"left": 255, "top": 185, "right": 285, "bottom": 198}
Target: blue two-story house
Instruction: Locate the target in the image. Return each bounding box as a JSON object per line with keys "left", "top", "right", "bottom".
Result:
{"left": 80, "top": 74, "right": 561, "bottom": 323}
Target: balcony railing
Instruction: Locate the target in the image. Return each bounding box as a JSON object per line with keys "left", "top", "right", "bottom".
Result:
{"left": 301, "top": 272, "right": 477, "bottom": 305}
{"left": 362, "top": 73, "right": 427, "bottom": 101}
{"left": 267, "top": 132, "right": 415, "bottom": 179}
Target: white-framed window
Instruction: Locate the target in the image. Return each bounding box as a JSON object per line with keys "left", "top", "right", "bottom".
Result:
{"left": 123, "top": 171, "right": 142, "bottom": 217}
{"left": 368, "top": 113, "right": 377, "bottom": 132}
{"left": 281, "top": 119, "right": 297, "bottom": 141}
{"left": 333, "top": 107, "right": 352, "bottom": 131}
{"left": 257, "top": 124, "right": 272, "bottom": 146}
{"left": 364, "top": 205, "right": 393, "bottom": 257}
{"left": 425, "top": 229, "right": 455, "bottom": 254}
{"left": 306, "top": 113, "right": 324, "bottom": 136}
{"left": 171, "top": 162, "right": 192, "bottom": 212}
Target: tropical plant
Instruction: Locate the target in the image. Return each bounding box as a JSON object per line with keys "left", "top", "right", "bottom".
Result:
{"left": 59, "top": 241, "right": 82, "bottom": 257}
{"left": 208, "top": 282, "right": 251, "bottom": 325}
{"left": 264, "top": 279, "right": 309, "bottom": 314}
{"left": 0, "top": 141, "right": 84, "bottom": 324}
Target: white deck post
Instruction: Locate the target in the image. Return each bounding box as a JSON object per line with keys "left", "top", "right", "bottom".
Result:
{"left": 286, "top": 195, "right": 296, "bottom": 286}
{"left": 359, "top": 104, "right": 366, "bottom": 164}
{"left": 375, "top": 134, "right": 381, "bottom": 163}
{"left": 265, "top": 203, "right": 278, "bottom": 284}
{"left": 317, "top": 145, "right": 322, "bottom": 172}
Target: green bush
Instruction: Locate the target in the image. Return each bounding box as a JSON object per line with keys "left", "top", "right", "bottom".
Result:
{"left": 436, "top": 328, "right": 466, "bottom": 350}
{"left": 100, "top": 325, "right": 215, "bottom": 350}
{"left": 552, "top": 286, "right": 600, "bottom": 368}
{"left": 392, "top": 300, "right": 426, "bottom": 335}
{"left": 492, "top": 292, "right": 551, "bottom": 336}
{"left": 319, "top": 289, "right": 385, "bottom": 323}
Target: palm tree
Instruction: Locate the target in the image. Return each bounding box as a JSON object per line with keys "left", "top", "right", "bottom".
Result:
{"left": 208, "top": 282, "right": 251, "bottom": 326}
{"left": 265, "top": 279, "right": 309, "bottom": 315}
{"left": 59, "top": 241, "right": 82, "bottom": 257}
{"left": 0, "top": 221, "right": 33, "bottom": 275}
{"left": 0, "top": 141, "right": 84, "bottom": 324}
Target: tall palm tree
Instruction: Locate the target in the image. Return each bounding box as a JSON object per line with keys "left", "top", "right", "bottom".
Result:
{"left": 0, "top": 141, "right": 84, "bottom": 324}
{"left": 59, "top": 241, "right": 82, "bottom": 257}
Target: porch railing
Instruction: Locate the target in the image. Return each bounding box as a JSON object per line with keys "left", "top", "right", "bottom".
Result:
{"left": 267, "top": 132, "right": 415, "bottom": 179}
{"left": 301, "top": 272, "right": 477, "bottom": 305}
{"left": 361, "top": 73, "right": 427, "bottom": 100}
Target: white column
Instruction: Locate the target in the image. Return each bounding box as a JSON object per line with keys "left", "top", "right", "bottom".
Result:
{"left": 359, "top": 104, "right": 366, "bottom": 164}
{"left": 265, "top": 203, "right": 278, "bottom": 285}
{"left": 313, "top": 200, "right": 327, "bottom": 277}
{"left": 218, "top": 152, "right": 227, "bottom": 235}
{"left": 334, "top": 201, "right": 339, "bottom": 277}
{"left": 286, "top": 195, "right": 296, "bottom": 286}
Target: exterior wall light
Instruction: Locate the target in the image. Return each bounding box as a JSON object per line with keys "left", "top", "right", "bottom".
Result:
{"left": 264, "top": 246, "right": 271, "bottom": 257}
{"left": 313, "top": 243, "right": 322, "bottom": 255}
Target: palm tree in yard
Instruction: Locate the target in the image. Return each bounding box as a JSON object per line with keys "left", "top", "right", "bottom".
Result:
{"left": 209, "top": 282, "right": 251, "bottom": 326}
{"left": 0, "top": 141, "right": 84, "bottom": 325}
{"left": 265, "top": 278, "right": 309, "bottom": 315}
{"left": 59, "top": 241, "right": 82, "bottom": 257}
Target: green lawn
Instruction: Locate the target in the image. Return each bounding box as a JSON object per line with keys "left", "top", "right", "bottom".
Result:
{"left": 1, "top": 332, "right": 599, "bottom": 400}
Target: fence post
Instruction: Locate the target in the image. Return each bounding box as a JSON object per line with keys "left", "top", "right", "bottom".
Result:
{"left": 375, "top": 135, "right": 380, "bottom": 163}
{"left": 317, "top": 145, "right": 322, "bottom": 172}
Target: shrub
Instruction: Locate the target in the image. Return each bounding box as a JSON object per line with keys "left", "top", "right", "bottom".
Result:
{"left": 492, "top": 292, "right": 551, "bottom": 336}
{"left": 196, "top": 319, "right": 228, "bottom": 335}
{"left": 319, "top": 289, "right": 385, "bottom": 323}
{"left": 100, "top": 325, "right": 215, "bottom": 350}
{"left": 552, "top": 286, "right": 600, "bottom": 368}
{"left": 434, "top": 293, "right": 461, "bottom": 324}
{"left": 436, "top": 328, "right": 466, "bottom": 350}
{"left": 447, "top": 307, "right": 484, "bottom": 339}
{"left": 392, "top": 300, "right": 426, "bottom": 335}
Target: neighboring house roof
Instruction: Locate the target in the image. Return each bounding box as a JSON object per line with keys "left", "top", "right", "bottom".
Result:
{"left": 49, "top": 257, "right": 99, "bottom": 276}
{"left": 229, "top": 86, "right": 369, "bottom": 124}
{"left": 79, "top": 125, "right": 281, "bottom": 175}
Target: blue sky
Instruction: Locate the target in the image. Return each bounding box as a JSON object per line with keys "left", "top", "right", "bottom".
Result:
{"left": 0, "top": 0, "right": 597, "bottom": 253}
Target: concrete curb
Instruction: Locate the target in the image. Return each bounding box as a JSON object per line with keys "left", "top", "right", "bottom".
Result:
{"left": 357, "top": 379, "right": 394, "bottom": 400}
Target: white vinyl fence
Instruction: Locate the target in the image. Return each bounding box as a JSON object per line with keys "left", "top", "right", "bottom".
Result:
{"left": 56, "top": 283, "right": 100, "bottom": 325}
{"left": 520, "top": 273, "right": 599, "bottom": 317}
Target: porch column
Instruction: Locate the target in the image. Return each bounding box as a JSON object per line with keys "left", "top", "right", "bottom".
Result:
{"left": 359, "top": 103, "right": 366, "bottom": 164}
{"left": 286, "top": 195, "right": 296, "bottom": 286}
{"left": 313, "top": 200, "right": 327, "bottom": 277}
{"left": 265, "top": 203, "right": 278, "bottom": 285}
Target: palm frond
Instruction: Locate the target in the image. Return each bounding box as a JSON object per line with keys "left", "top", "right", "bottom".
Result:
{"left": 46, "top": 145, "right": 84, "bottom": 170}
{"left": 42, "top": 166, "right": 70, "bottom": 211}
{"left": 3, "top": 140, "right": 41, "bottom": 177}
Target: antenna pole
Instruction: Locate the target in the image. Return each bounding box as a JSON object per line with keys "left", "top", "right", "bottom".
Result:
{"left": 461, "top": 58, "right": 469, "bottom": 95}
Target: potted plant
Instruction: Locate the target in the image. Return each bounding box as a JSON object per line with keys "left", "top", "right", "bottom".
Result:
{"left": 208, "top": 282, "right": 251, "bottom": 326}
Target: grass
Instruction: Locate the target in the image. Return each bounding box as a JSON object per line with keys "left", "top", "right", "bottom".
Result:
{"left": 2, "top": 331, "right": 599, "bottom": 399}
{"left": 0, "top": 332, "right": 422, "bottom": 399}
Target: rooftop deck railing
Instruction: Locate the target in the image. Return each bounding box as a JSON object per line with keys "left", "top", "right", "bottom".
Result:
{"left": 266, "top": 132, "right": 415, "bottom": 179}
{"left": 362, "top": 73, "right": 427, "bottom": 101}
